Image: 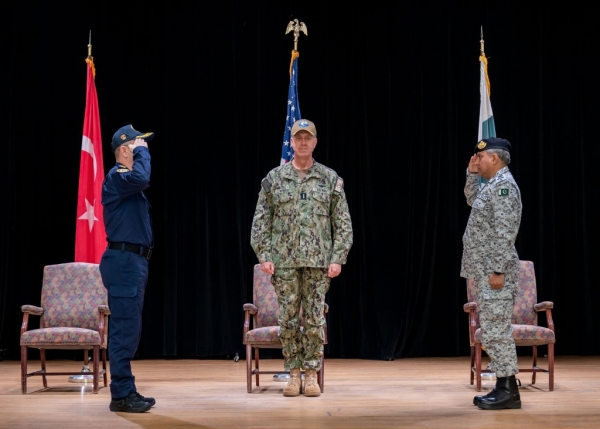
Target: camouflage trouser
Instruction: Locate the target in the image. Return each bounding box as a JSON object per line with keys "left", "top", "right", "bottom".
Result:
{"left": 477, "top": 278, "right": 519, "bottom": 378}
{"left": 271, "top": 267, "right": 330, "bottom": 371}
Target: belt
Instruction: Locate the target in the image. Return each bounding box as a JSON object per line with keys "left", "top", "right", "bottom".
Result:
{"left": 108, "top": 242, "right": 153, "bottom": 260}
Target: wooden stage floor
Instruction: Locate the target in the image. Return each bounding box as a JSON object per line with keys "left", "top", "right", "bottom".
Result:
{"left": 0, "top": 356, "right": 599, "bottom": 428}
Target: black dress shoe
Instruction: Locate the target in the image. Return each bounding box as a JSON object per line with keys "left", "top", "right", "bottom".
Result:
{"left": 109, "top": 392, "right": 152, "bottom": 413}
{"left": 135, "top": 391, "right": 156, "bottom": 407}
{"left": 478, "top": 375, "right": 521, "bottom": 410}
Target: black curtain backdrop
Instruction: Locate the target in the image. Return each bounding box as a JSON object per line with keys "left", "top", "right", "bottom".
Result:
{"left": 3, "top": 1, "right": 599, "bottom": 362}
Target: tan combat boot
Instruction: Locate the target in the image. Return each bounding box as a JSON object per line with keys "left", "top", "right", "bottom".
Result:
{"left": 283, "top": 368, "right": 302, "bottom": 397}
{"left": 304, "top": 369, "right": 321, "bottom": 397}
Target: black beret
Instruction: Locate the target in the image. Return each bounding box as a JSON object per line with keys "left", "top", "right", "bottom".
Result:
{"left": 474, "top": 137, "right": 511, "bottom": 154}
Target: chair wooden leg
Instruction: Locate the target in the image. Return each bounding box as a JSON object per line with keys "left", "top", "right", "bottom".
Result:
{"left": 102, "top": 348, "right": 108, "bottom": 387}
{"left": 548, "top": 343, "right": 555, "bottom": 391}
{"left": 475, "top": 344, "right": 482, "bottom": 391}
{"left": 254, "top": 347, "right": 261, "bottom": 387}
{"left": 92, "top": 346, "right": 99, "bottom": 394}
{"left": 21, "top": 346, "right": 27, "bottom": 394}
{"left": 246, "top": 344, "right": 253, "bottom": 393}
{"left": 532, "top": 345, "right": 538, "bottom": 385}
{"left": 318, "top": 355, "right": 325, "bottom": 392}
{"left": 40, "top": 349, "right": 47, "bottom": 388}
{"left": 469, "top": 346, "right": 475, "bottom": 385}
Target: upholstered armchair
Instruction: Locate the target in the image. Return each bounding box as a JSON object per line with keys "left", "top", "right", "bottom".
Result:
{"left": 20, "top": 262, "right": 109, "bottom": 394}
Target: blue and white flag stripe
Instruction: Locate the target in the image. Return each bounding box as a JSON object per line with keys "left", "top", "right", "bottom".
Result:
{"left": 281, "top": 53, "right": 301, "bottom": 165}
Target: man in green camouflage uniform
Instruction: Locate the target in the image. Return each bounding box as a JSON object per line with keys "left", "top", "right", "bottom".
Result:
{"left": 461, "top": 137, "right": 522, "bottom": 410}
{"left": 251, "top": 119, "right": 353, "bottom": 397}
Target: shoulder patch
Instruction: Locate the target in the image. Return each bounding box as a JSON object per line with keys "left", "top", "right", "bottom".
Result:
{"left": 499, "top": 188, "right": 510, "bottom": 196}
{"left": 334, "top": 177, "right": 344, "bottom": 193}
{"left": 261, "top": 178, "right": 272, "bottom": 193}
{"left": 116, "top": 168, "right": 130, "bottom": 173}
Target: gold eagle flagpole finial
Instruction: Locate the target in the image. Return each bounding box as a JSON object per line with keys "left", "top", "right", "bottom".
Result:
{"left": 285, "top": 19, "right": 307, "bottom": 52}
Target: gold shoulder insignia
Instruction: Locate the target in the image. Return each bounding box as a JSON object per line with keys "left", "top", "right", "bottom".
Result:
{"left": 334, "top": 177, "right": 344, "bottom": 193}
{"left": 116, "top": 168, "right": 130, "bottom": 173}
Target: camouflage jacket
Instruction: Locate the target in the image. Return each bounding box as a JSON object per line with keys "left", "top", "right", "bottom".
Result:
{"left": 460, "top": 166, "right": 522, "bottom": 287}
{"left": 251, "top": 160, "right": 353, "bottom": 268}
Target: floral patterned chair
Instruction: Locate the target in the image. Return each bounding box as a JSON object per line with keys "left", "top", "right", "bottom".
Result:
{"left": 243, "top": 264, "right": 327, "bottom": 393}
{"left": 20, "top": 262, "right": 109, "bottom": 394}
{"left": 464, "top": 260, "right": 555, "bottom": 391}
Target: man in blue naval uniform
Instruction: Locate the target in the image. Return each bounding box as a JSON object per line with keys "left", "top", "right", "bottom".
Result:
{"left": 461, "top": 137, "right": 523, "bottom": 410}
{"left": 99, "top": 124, "right": 155, "bottom": 413}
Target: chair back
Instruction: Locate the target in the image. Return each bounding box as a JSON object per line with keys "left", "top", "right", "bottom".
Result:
{"left": 466, "top": 260, "right": 538, "bottom": 327}
{"left": 252, "top": 264, "right": 280, "bottom": 328}
{"left": 40, "top": 262, "right": 106, "bottom": 330}
{"left": 512, "top": 260, "right": 537, "bottom": 325}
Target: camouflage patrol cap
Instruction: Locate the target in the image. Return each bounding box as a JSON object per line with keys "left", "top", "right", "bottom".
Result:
{"left": 111, "top": 124, "right": 155, "bottom": 151}
{"left": 291, "top": 119, "right": 317, "bottom": 137}
{"left": 475, "top": 137, "right": 511, "bottom": 154}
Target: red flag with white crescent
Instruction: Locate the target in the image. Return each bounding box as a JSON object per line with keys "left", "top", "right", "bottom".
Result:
{"left": 75, "top": 57, "right": 106, "bottom": 263}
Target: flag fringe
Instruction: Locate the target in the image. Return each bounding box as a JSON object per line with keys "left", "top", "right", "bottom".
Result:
{"left": 85, "top": 57, "right": 96, "bottom": 79}
{"left": 479, "top": 54, "right": 490, "bottom": 97}
{"left": 289, "top": 50, "right": 299, "bottom": 79}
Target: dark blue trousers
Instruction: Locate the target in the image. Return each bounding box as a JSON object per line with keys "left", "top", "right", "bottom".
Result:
{"left": 99, "top": 249, "right": 149, "bottom": 399}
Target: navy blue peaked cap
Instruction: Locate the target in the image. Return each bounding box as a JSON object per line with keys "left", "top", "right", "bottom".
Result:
{"left": 475, "top": 137, "right": 511, "bottom": 154}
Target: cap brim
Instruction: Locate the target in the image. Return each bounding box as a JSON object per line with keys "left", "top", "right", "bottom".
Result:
{"left": 136, "top": 132, "right": 155, "bottom": 141}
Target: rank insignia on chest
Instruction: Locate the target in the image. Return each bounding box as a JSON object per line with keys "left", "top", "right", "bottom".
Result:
{"left": 300, "top": 192, "right": 307, "bottom": 200}
{"left": 499, "top": 188, "right": 510, "bottom": 196}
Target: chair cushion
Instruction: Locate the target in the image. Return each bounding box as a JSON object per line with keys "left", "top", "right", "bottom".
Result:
{"left": 474, "top": 324, "right": 555, "bottom": 346}
{"left": 20, "top": 327, "right": 103, "bottom": 349}
{"left": 245, "top": 326, "right": 282, "bottom": 345}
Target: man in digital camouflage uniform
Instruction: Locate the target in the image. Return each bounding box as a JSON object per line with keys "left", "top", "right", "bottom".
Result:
{"left": 251, "top": 119, "right": 353, "bottom": 397}
{"left": 461, "top": 137, "right": 523, "bottom": 410}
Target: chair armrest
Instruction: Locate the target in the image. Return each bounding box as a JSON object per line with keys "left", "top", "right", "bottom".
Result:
{"left": 21, "top": 305, "right": 43, "bottom": 316}
{"left": 534, "top": 301, "right": 554, "bottom": 311}
{"left": 463, "top": 302, "right": 477, "bottom": 312}
{"left": 534, "top": 301, "right": 555, "bottom": 332}
{"left": 98, "top": 305, "right": 111, "bottom": 315}
{"left": 243, "top": 303, "right": 258, "bottom": 314}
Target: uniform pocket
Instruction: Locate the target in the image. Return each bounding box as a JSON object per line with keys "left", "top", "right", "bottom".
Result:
{"left": 312, "top": 190, "right": 330, "bottom": 216}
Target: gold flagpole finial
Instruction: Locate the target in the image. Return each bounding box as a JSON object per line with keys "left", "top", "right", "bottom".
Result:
{"left": 285, "top": 19, "right": 307, "bottom": 52}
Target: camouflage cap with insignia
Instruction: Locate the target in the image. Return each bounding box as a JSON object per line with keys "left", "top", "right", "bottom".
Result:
{"left": 475, "top": 137, "right": 511, "bottom": 154}
{"left": 111, "top": 124, "right": 155, "bottom": 151}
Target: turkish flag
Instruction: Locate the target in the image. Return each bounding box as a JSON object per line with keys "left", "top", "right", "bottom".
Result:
{"left": 75, "top": 57, "right": 106, "bottom": 263}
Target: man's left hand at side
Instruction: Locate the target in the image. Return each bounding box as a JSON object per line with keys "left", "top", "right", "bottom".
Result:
{"left": 489, "top": 272, "right": 505, "bottom": 289}
{"left": 328, "top": 263, "right": 342, "bottom": 278}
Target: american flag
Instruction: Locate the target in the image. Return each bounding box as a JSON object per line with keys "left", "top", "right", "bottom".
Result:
{"left": 280, "top": 51, "right": 301, "bottom": 165}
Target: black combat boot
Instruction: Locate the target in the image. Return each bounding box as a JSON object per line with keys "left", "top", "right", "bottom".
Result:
{"left": 477, "top": 375, "right": 521, "bottom": 410}
{"left": 473, "top": 387, "right": 498, "bottom": 405}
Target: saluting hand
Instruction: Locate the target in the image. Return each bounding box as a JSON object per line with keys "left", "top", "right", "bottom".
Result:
{"left": 128, "top": 138, "right": 148, "bottom": 151}
{"left": 468, "top": 155, "right": 478, "bottom": 174}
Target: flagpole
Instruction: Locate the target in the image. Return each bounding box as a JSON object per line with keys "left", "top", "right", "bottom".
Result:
{"left": 69, "top": 31, "right": 98, "bottom": 384}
